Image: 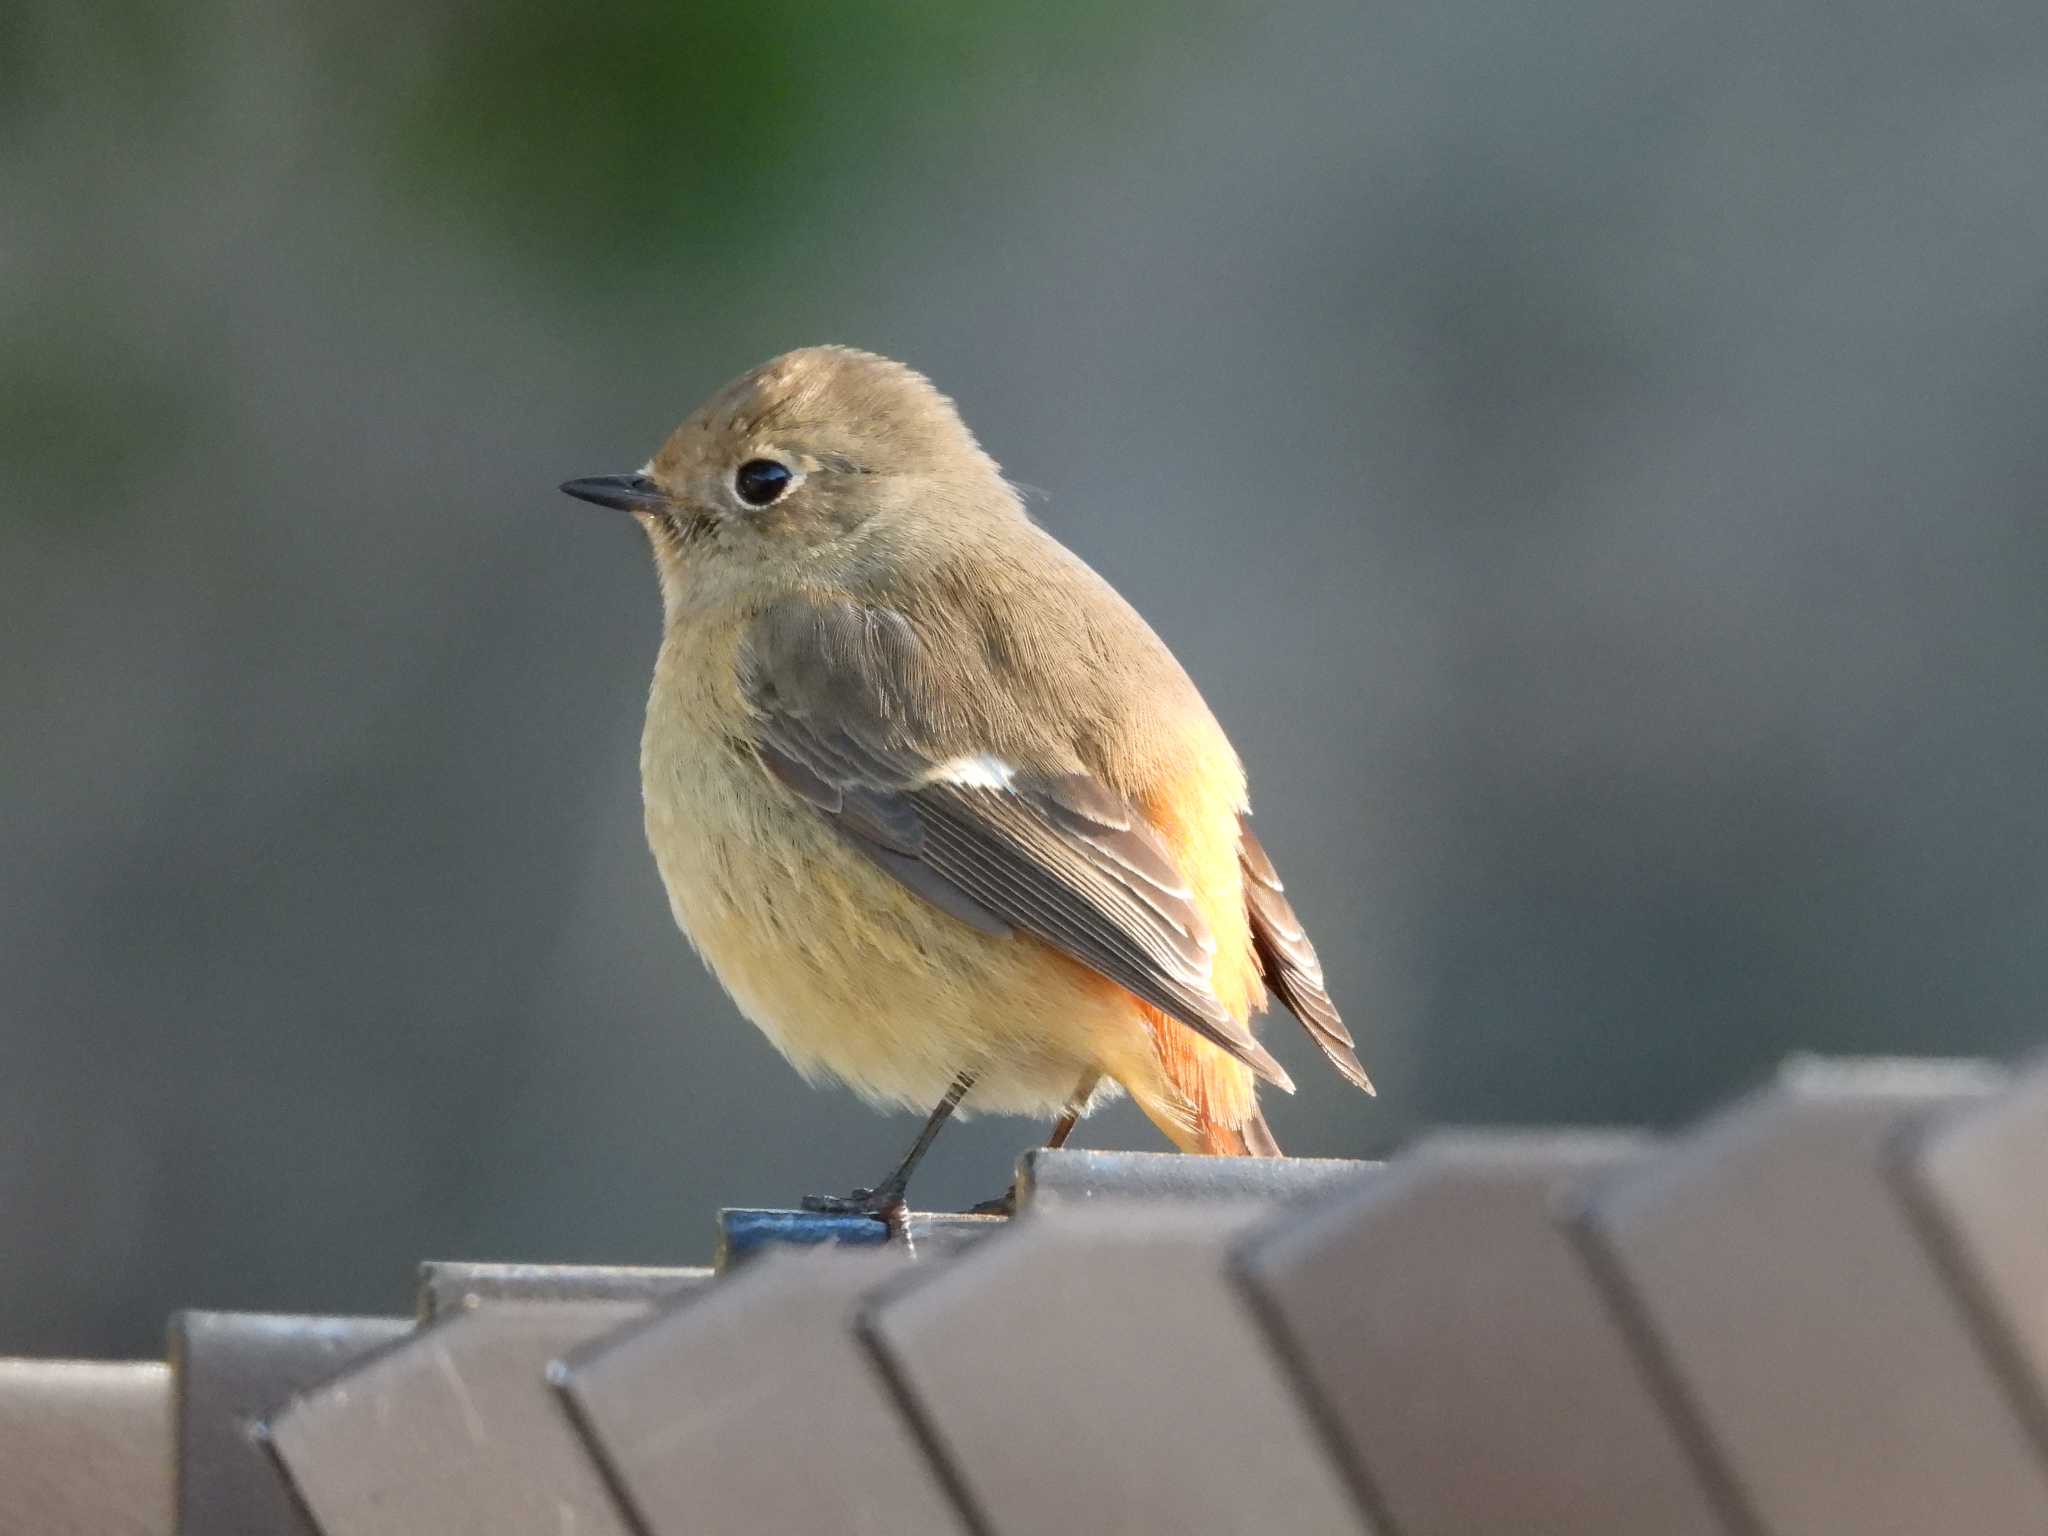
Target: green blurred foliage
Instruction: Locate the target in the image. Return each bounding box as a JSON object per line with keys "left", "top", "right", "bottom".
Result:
{"left": 0, "top": 309, "right": 196, "bottom": 523}
{"left": 374, "top": 2, "right": 1172, "bottom": 283}
{"left": 2, "top": 3, "right": 195, "bottom": 127}
{"left": 0, "top": 1, "right": 1191, "bottom": 521}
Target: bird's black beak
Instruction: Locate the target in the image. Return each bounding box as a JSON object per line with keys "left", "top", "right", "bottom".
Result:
{"left": 559, "top": 474, "right": 674, "bottom": 513}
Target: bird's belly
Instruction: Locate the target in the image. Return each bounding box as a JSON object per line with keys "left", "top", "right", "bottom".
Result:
{"left": 642, "top": 739, "right": 1123, "bottom": 1115}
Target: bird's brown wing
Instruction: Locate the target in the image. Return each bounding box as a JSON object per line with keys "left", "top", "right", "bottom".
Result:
{"left": 739, "top": 595, "right": 1293, "bottom": 1091}
{"left": 1239, "top": 816, "right": 1374, "bottom": 1094}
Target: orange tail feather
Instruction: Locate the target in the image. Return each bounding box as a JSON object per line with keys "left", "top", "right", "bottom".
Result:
{"left": 1128, "top": 1003, "right": 1282, "bottom": 1157}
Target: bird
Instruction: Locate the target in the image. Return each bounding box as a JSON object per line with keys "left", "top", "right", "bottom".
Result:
{"left": 561, "top": 346, "right": 1370, "bottom": 1219}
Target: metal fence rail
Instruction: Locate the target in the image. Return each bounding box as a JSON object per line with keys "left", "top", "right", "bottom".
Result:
{"left": 4, "top": 1053, "right": 2046, "bottom": 1535}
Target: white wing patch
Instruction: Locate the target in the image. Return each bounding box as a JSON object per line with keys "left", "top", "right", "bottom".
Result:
{"left": 929, "top": 754, "right": 1018, "bottom": 791}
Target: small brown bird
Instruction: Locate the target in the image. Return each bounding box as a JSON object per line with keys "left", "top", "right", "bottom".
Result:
{"left": 562, "top": 347, "right": 1370, "bottom": 1217}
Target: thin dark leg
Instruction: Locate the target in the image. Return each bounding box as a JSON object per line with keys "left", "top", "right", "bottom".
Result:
{"left": 971, "top": 1070, "right": 1100, "bottom": 1215}
{"left": 881, "top": 1071, "right": 975, "bottom": 1196}
{"left": 1043, "top": 1108, "right": 1081, "bottom": 1151}
{"left": 1044, "top": 1070, "right": 1101, "bottom": 1151}
{"left": 803, "top": 1070, "right": 976, "bottom": 1223}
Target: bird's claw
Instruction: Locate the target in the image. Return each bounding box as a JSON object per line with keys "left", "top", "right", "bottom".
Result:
{"left": 967, "top": 1184, "right": 1017, "bottom": 1217}
{"left": 800, "top": 1185, "right": 906, "bottom": 1225}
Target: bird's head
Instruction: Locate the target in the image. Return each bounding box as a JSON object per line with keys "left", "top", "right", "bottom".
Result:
{"left": 562, "top": 346, "right": 1017, "bottom": 610}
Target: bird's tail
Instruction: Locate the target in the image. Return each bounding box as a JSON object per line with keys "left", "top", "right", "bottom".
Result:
{"left": 1125, "top": 1023, "right": 1284, "bottom": 1159}
{"left": 1144, "top": 1095, "right": 1281, "bottom": 1156}
{"left": 1196, "top": 1103, "right": 1283, "bottom": 1157}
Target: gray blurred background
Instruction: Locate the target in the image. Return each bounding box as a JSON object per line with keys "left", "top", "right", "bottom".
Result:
{"left": 5, "top": 0, "right": 2046, "bottom": 1356}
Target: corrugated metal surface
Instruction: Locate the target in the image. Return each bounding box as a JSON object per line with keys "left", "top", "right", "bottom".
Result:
{"left": 3, "top": 1052, "right": 2045, "bottom": 1536}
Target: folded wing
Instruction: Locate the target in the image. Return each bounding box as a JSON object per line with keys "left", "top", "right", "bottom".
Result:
{"left": 740, "top": 596, "right": 1293, "bottom": 1092}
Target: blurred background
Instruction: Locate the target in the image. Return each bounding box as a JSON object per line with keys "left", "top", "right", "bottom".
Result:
{"left": 5, "top": 0, "right": 2046, "bottom": 1356}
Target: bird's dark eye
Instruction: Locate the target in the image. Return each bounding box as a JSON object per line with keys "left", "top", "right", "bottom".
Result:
{"left": 733, "top": 459, "right": 794, "bottom": 507}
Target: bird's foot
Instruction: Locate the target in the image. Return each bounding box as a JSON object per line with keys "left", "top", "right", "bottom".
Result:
{"left": 800, "top": 1184, "right": 907, "bottom": 1227}
{"left": 967, "top": 1184, "right": 1017, "bottom": 1218}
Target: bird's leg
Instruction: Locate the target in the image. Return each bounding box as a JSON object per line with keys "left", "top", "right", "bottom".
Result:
{"left": 803, "top": 1070, "right": 975, "bottom": 1225}
{"left": 971, "top": 1070, "right": 1101, "bottom": 1216}
{"left": 1043, "top": 1099, "right": 1086, "bottom": 1152}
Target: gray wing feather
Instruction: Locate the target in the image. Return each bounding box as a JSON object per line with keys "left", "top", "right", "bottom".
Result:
{"left": 740, "top": 597, "right": 1292, "bottom": 1091}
